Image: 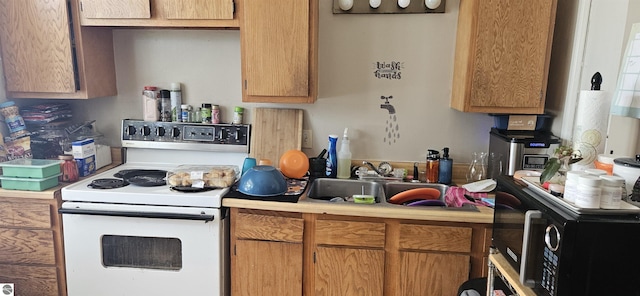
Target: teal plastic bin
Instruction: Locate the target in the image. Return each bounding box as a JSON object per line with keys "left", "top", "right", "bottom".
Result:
{"left": 0, "top": 159, "right": 62, "bottom": 178}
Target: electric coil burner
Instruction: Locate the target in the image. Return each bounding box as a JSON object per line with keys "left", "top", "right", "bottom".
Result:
{"left": 60, "top": 119, "right": 251, "bottom": 296}
{"left": 87, "top": 178, "right": 129, "bottom": 189}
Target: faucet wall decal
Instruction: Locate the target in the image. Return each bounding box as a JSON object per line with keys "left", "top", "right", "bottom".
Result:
{"left": 380, "top": 95, "right": 395, "bottom": 114}
{"left": 379, "top": 95, "right": 399, "bottom": 145}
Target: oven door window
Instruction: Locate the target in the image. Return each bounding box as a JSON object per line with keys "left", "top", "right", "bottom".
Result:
{"left": 102, "top": 235, "right": 182, "bottom": 270}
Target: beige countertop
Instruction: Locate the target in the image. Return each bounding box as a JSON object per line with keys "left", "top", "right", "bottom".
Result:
{"left": 223, "top": 194, "right": 494, "bottom": 223}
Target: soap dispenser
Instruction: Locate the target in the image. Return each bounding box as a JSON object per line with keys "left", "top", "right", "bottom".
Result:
{"left": 438, "top": 147, "right": 453, "bottom": 184}
{"left": 426, "top": 149, "right": 440, "bottom": 183}
{"left": 337, "top": 128, "right": 352, "bottom": 179}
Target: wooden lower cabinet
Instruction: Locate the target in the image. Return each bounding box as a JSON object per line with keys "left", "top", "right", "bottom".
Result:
{"left": 0, "top": 194, "right": 66, "bottom": 296}
{"left": 230, "top": 209, "right": 304, "bottom": 296}
{"left": 230, "top": 208, "right": 492, "bottom": 296}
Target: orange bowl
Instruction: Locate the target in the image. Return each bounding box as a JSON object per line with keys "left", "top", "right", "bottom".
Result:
{"left": 279, "top": 150, "right": 310, "bottom": 179}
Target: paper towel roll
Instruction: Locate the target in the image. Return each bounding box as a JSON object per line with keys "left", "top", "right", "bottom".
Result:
{"left": 572, "top": 90, "right": 610, "bottom": 169}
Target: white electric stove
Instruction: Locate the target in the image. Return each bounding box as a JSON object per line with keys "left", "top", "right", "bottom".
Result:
{"left": 60, "top": 119, "right": 250, "bottom": 296}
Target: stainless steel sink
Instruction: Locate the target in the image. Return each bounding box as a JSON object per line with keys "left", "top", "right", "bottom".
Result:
{"left": 306, "top": 179, "right": 385, "bottom": 203}
{"left": 383, "top": 182, "right": 449, "bottom": 202}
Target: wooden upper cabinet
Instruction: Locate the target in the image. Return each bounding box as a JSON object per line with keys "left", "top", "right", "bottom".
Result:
{"left": 78, "top": 0, "right": 237, "bottom": 27}
{"left": 450, "top": 0, "right": 558, "bottom": 114}
{"left": 0, "top": 0, "right": 75, "bottom": 94}
{"left": 0, "top": 0, "right": 117, "bottom": 99}
{"left": 240, "top": 0, "right": 318, "bottom": 103}
{"left": 80, "top": 0, "right": 151, "bottom": 19}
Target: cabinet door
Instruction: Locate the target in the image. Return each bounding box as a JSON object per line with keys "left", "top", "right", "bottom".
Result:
{"left": 314, "top": 246, "right": 385, "bottom": 296}
{"left": 80, "top": 0, "right": 151, "bottom": 19}
{"left": 242, "top": 0, "right": 311, "bottom": 99}
{"left": 164, "top": 0, "right": 233, "bottom": 20}
{"left": 399, "top": 251, "right": 470, "bottom": 296}
{"left": 234, "top": 240, "right": 303, "bottom": 296}
{"left": 0, "top": 264, "right": 59, "bottom": 296}
{"left": 451, "top": 0, "right": 557, "bottom": 114}
{"left": 0, "top": 0, "right": 76, "bottom": 93}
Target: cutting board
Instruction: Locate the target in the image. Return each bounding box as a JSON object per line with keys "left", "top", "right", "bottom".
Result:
{"left": 250, "top": 108, "right": 303, "bottom": 167}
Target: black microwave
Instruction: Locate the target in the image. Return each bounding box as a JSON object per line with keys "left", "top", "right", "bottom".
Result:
{"left": 493, "top": 175, "right": 640, "bottom": 296}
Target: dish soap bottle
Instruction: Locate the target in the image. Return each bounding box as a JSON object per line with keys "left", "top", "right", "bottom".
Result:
{"left": 326, "top": 135, "right": 338, "bottom": 178}
{"left": 426, "top": 149, "right": 440, "bottom": 183}
{"left": 438, "top": 147, "right": 453, "bottom": 184}
{"left": 337, "top": 128, "right": 352, "bottom": 179}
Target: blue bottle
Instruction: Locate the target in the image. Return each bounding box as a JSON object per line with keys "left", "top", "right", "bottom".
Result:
{"left": 326, "top": 135, "right": 338, "bottom": 178}
{"left": 438, "top": 147, "right": 453, "bottom": 185}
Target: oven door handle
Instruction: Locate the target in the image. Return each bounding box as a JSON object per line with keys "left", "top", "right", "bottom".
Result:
{"left": 58, "top": 208, "right": 215, "bottom": 221}
{"left": 520, "top": 209, "right": 542, "bottom": 287}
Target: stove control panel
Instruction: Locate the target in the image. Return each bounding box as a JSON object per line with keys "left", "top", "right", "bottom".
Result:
{"left": 121, "top": 119, "right": 250, "bottom": 153}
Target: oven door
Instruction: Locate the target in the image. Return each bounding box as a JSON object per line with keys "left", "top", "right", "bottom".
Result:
{"left": 60, "top": 202, "right": 228, "bottom": 296}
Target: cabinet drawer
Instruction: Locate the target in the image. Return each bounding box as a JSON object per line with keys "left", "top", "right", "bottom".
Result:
{"left": 0, "top": 202, "right": 52, "bottom": 228}
{"left": 0, "top": 228, "right": 56, "bottom": 265}
{"left": 0, "top": 264, "right": 59, "bottom": 296}
{"left": 399, "top": 224, "right": 472, "bottom": 253}
{"left": 316, "top": 220, "right": 385, "bottom": 248}
{"left": 163, "top": 0, "right": 233, "bottom": 20}
{"left": 80, "top": 0, "right": 151, "bottom": 19}
{"left": 235, "top": 213, "right": 304, "bottom": 243}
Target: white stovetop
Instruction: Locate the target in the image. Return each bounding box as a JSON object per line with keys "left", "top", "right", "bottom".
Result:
{"left": 61, "top": 149, "right": 247, "bottom": 208}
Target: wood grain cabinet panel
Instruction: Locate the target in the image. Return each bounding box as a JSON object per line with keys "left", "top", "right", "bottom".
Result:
{"left": 0, "top": 264, "right": 59, "bottom": 296}
{"left": 315, "top": 220, "right": 385, "bottom": 248}
{"left": 450, "top": 0, "right": 557, "bottom": 114}
{"left": 241, "top": 0, "right": 318, "bottom": 103}
{"left": 78, "top": 0, "right": 238, "bottom": 27}
{"left": 234, "top": 240, "right": 303, "bottom": 296}
{"left": 399, "top": 251, "right": 470, "bottom": 296}
{"left": 0, "top": 0, "right": 76, "bottom": 94}
{"left": 0, "top": 196, "right": 66, "bottom": 296}
{"left": 80, "top": 0, "right": 151, "bottom": 19}
{"left": 399, "top": 224, "right": 472, "bottom": 252}
{"left": 164, "top": 0, "right": 233, "bottom": 20}
{"left": 0, "top": 202, "right": 52, "bottom": 228}
{"left": 314, "top": 246, "right": 385, "bottom": 296}
{"left": 0, "top": 0, "right": 116, "bottom": 99}
{"left": 231, "top": 209, "right": 304, "bottom": 296}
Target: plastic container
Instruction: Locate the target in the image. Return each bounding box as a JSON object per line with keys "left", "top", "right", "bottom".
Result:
{"left": 166, "top": 165, "right": 238, "bottom": 188}
{"left": 575, "top": 175, "right": 602, "bottom": 209}
{"left": 201, "top": 104, "right": 212, "bottom": 124}
{"left": 491, "top": 114, "right": 553, "bottom": 131}
{"left": 594, "top": 154, "right": 622, "bottom": 175}
{"left": 142, "top": 86, "right": 159, "bottom": 121}
{"left": 211, "top": 105, "right": 220, "bottom": 124}
{"left": 0, "top": 159, "right": 62, "bottom": 178}
{"left": 0, "top": 174, "right": 61, "bottom": 191}
{"left": 337, "top": 128, "right": 352, "bottom": 179}
{"left": 563, "top": 171, "right": 586, "bottom": 203}
{"left": 326, "top": 135, "right": 338, "bottom": 178}
{"left": 600, "top": 175, "right": 624, "bottom": 209}
{"left": 0, "top": 101, "right": 28, "bottom": 137}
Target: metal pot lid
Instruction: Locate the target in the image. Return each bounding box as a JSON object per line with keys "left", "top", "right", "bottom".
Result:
{"left": 613, "top": 155, "right": 640, "bottom": 168}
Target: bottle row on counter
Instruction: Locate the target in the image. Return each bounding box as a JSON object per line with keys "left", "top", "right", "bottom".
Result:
{"left": 142, "top": 83, "right": 244, "bottom": 124}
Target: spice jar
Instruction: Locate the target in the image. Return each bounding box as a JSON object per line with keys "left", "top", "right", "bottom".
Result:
{"left": 159, "top": 90, "right": 172, "bottom": 122}
{"left": 142, "top": 86, "right": 159, "bottom": 121}
{"left": 201, "top": 104, "right": 212, "bottom": 123}
{"left": 0, "top": 101, "right": 28, "bottom": 138}
{"left": 211, "top": 104, "right": 220, "bottom": 124}
{"left": 59, "top": 154, "right": 79, "bottom": 182}
{"left": 233, "top": 106, "right": 244, "bottom": 124}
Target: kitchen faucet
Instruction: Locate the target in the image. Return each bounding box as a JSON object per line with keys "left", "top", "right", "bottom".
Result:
{"left": 380, "top": 95, "right": 395, "bottom": 114}
{"left": 362, "top": 161, "right": 386, "bottom": 176}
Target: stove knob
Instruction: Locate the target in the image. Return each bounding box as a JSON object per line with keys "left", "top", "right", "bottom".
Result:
{"left": 157, "top": 126, "right": 166, "bottom": 137}
{"left": 234, "top": 129, "right": 243, "bottom": 141}
{"left": 171, "top": 126, "right": 181, "bottom": 138}
{"left": 126, "top": 125, "right": 136, "bottom": 136}
{"left": 218, "top": 128, "right": 228, "bottom": 141}
{"left": 142, "top": 125, "right": 151, "bottom": 137}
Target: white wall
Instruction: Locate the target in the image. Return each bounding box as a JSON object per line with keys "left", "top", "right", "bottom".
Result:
{"left": 62, "top": 0, "right": 496, "bottom": 163}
